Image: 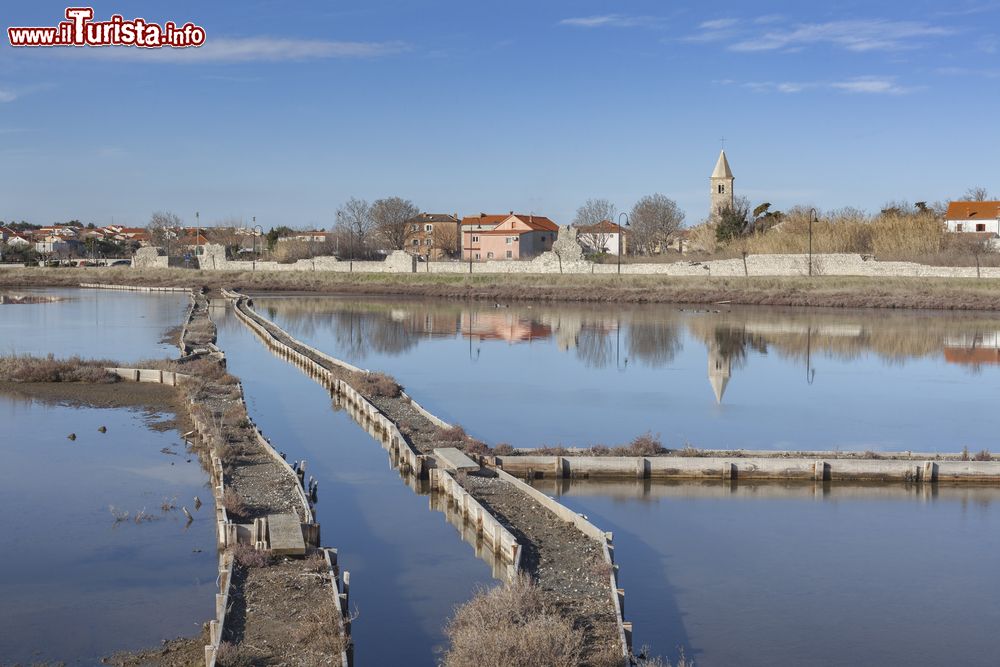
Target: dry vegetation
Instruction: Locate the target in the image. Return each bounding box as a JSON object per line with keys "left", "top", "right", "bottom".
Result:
{"left": 0, "top": 353, "right": 122, "bottom": 384}
{"left": 443, "top": 576, "right": 586, "bottom": 667}
{"left": 353, "top": 370, "right": 402, "bottom": 398}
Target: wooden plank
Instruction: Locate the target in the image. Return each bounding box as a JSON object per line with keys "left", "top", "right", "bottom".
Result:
{"left": 268, "top": 513, "right": 305, "bottom": 556}
{"left": 434, "top": 448, "right": 480, "bottom": 473}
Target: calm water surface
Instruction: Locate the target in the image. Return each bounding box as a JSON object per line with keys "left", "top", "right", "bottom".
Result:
{"left": 528, "top": 479, "right": 1000, "bottom": 667}
{"left": 216, "top": 307, "right": 497, "bottom": 666}
{"left": 0, "top": 397, "right": 216, "bottom": 664}
{"left": 0, "top": 286, "right": 187, "bottom": 360}
{"left": 254, "top": 296, "right": 1000, "bottom": 452}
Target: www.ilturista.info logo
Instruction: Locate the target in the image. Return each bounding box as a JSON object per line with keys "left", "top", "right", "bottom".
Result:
{"left": 8, "top": 7, "right": 206, "bottom": 48}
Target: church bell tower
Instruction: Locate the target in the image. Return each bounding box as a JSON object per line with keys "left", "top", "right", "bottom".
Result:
{"left": 710, "top": 149, "right": 735, "bottom": 217}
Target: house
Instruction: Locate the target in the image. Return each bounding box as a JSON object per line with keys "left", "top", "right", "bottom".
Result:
{"left": 0, "top": 226, "right": 31, "bottom": 247}
{"left": 461, "top": 212, "right": 558, "bottom": 261}
{"left": 576, "top": 220, "right": 628, "bottom": 255}
{"left": 278, "top": 230, "right": 334, "bottom": 244}
{"left": 405, "top": 213, "right": 460, "bottom": 259}
{"left": 944, "top": 201, "right": 1000, "bottom": 235}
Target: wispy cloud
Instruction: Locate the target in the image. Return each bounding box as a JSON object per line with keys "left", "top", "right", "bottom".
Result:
{"left": 935, "top": 66, "right": 1000, "bottom": 78}
{"left": 730, "top": 19, "right": 952, "bottom": 52}
{"left": 43, "top": 36, "right": 410, "bottom": 63}
{"left": 687, "top": 17, "right": 953, "bottom": 52}
{"left": 737, "top": 76, "right": 916, "bottom": 95}
{"left": 559, "top": 15, "right": 660, "bottom": 29}
{"left": 0, "top": 89, "right": 17, "bottom": 103}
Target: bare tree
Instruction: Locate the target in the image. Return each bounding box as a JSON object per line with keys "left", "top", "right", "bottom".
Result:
{"left": 573, "top": 198, "right": 616, "bottom": 253}
{"left": 629, "top": 194, "right": 685, "bottom": 255}
{"left": 335, "top": 198, "right": 374, "bottom": 259}
{"left": 431, "top": 223, "right": 460, "bottom": 258}
{"left": 147, "top": 211, "right": 181, "bottom": 252}
{"left": 964, "top": 186, "right": 993, "bottom": 202}
{"left": 371, "top": 197, "right": 420, "bottom": 251}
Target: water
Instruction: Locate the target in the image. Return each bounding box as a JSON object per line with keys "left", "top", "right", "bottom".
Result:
{"left": 0, "top": 396, "right": 216, "bottom": 664}
{"left": 252, "top": 296, "right": 1000, "bottom": 452}
{"left": 215, "top": 308, "right": 498, "bottom": 666}
{"left": 528, "top": 478, "right": 1000, "bottom": 667}
{"left": 0, "top": 286, "right": 187, "bottom": 360}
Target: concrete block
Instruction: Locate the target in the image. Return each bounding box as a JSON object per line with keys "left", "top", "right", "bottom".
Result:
{"left": 434, "top": 447, "right": 480, "bottom": 472}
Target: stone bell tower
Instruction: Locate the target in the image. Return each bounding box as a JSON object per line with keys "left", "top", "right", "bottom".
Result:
{"left": 710, "top": 149, "right": 734, "bottom": 217}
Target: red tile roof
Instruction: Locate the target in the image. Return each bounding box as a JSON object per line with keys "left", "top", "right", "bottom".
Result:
{"left": 576, "top": 219, "right": 627, "bottom": 234}
{"left": 945, "top": 201, "right": 1000, "bottom": 220}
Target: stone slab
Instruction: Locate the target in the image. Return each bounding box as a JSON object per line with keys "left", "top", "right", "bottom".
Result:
{"left": 268, "top": 513, "right": 305, "bottom": 556}
{"left": 434, "top": 447, "right": 480, "bottom": 472}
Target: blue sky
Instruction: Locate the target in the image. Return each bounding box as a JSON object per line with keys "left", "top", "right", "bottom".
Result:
{"left": 1, "top": 1, "right": 998, "bottom": 229}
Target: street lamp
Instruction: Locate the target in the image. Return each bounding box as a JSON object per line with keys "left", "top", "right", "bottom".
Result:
{"left": 808, "top": 207, "right": 818, "bottom": 277}
{"left": 251, "top": 219, "right": 262, "bottom": 272}
{"left": 617, "top": 212, "right": 630, "bottom": 275}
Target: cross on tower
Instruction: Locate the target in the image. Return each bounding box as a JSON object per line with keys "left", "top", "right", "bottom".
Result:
{"left": 720, "top": 137, "right": 726, "bottom": 149}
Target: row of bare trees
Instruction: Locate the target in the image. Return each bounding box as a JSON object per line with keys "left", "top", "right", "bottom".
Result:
{"left": 572, "top": 194, "right": 685, "bottom": 255}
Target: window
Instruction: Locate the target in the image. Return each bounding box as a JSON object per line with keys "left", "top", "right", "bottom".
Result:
{"left": 977, "top": 223, "right": 987, "bottom": 232}
{"left": 718, "top": 184, "right": 725, "bottom": 194}
{"left": 540, "top": 236, "right": 545, "bottom": 242}
{"left": 471, "top": 235, "right": 480, "bottom": 243}
{"left": 425, "top": 238, "right": 433, "bottom": 245}
{"left": 506, "top": 250, "right": 513, "bottom": 259}
{"left": 425, "top": 224, "right": 433, "bottom": 232}
{"left": 412, "top": 239, "right": 419, "bottom": 246}
{"left": 474, "top": 253, "right": 481, "bottom": 260}
{"left": 505, "top": 237, "right": 512, "bottom": 244}
{"left": 956, "top": 223, "right": 964, "bottom": 232}
{"left": 487, "top": 251, "right": 494, "bottom": 259}
{"left": 411, "top": 224, "right": 419, "bottom": 232}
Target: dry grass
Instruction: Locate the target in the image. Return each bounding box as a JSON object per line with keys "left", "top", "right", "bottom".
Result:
{"left": 435, "top": 424, "right": 468, "bottom": 441}
{"left": 354, "top": 371, "right": 402, "bottom": 398}
{"left": 493, "top": 443, "right": 515, "bottom": 456}
{"left": 0, "top": 354, "right": 121, "bottom": 383}
{"left": 231, "top": 543, "right": 273, "bottom": 568}
{"left": 221, "top": 488, "right": 247, "bottom": 519}
{"left": 215, "top": 640, "right": 258, "bottom": 667}
{"left": 443, "top": 576, "right": 585, "bottom": 667}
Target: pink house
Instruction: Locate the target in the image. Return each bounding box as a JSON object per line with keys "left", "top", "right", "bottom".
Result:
{"left": 461, "top": 213, "right": 558, "bottom": 261}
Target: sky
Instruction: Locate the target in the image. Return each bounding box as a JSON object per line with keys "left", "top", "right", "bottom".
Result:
{"left": 1, "top": 1, "right": 998, "bottom": 230}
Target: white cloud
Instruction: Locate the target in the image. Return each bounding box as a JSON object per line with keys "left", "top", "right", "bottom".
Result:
{"left": 559, "top": 15, "right": 659, "bottom": 28}
{"left": 699, "top": 18, "right": 739, "bottom": 30}
{"left": 729, "top": 20, "right": 952, "bottom": 52}
{"left": 43, "top": 36, "right": 410, "bottom": 63}
{"left": 738, "top": 76, "right": 915, "bottom": 95}
{"left": 0, "top": 89, "right": 17, "bottom": 103}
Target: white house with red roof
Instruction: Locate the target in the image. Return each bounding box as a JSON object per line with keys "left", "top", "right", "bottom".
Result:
{"left": 944, "top": 201, "right": 1000, "bottom": 236}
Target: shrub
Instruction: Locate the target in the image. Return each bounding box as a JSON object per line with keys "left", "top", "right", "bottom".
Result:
{"left": 355, "top": 371, "right": 402, "bottom": 398}
{"left": 493, "top": 443, "right": 515, "bottom": 456}
{"left": 231, "top": 543, "right": 272, "bottom": 568}
{"left": 463, "top": 439, "right": 490, "bottom": 455}
{"left": 973, "top": 449, "right": 993, "bottom": 461}
{"left": 626, "top": 432, "right": 665, "bottom": 456}
{"left": 443, "top": 576, "right": 584, "bottom": 667}
{"left": 535, "top": 446, "right": 570, "bottom": 456}
{"left": 221, "top": 488, "right": 247, "bottom": 519}
{"left": 215, "top": 640, "right": 257, "bottom": 667}
{"left": 435, "top": 425, "right": 468, "bottom": 441}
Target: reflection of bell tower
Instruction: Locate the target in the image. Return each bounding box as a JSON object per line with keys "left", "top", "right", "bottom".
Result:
{"left": 708, "top": 343, "right": 731, "bottom": 404}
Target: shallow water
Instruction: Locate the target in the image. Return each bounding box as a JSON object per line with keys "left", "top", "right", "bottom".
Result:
{"left": 252, "top": 295, "right": 1000, "bottom": 452}
{"left": 0, "top": 397, "right": 216, "bottom": 664}
{"left": 216, "top": 307, "right": 497, "bottom": 666}
{"left": 529, "top": 478, "right": 1000, "bottom": 667}
{"left": 0, "top": 286, "right": 187, "bottom": 360}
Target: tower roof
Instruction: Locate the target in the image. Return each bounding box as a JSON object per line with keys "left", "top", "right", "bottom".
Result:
{"left": 709, "top": 372, "right": 729, "bottom": 404}
{"left": 711, "top": 150, "right": 733, "bottom": 179}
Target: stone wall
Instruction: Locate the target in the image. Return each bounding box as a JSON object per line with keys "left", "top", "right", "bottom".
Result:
{"left": 131, "top": 246, "right": 169, "bottom": 269}
{"left": 188, "top": 243, "right": 1000, "bottom": 278}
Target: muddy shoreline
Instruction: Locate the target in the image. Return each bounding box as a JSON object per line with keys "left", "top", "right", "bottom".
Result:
{"left": 5, "top": 267, "right": 1000, "bottom": 311}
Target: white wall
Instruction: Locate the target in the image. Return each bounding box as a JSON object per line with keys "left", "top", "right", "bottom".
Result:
{"left": 945, "top": 218, "right": 1000, "bottom": 234}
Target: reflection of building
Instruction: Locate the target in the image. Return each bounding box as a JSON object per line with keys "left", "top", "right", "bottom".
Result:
{"left": 944, "top": 332, "right": 1000, "bottom": 365}
{"left": 707, "top": 342, "right": 732, "bottom": 404}
{"left": 460, "top": 311, "right": 552, "bottom": 343}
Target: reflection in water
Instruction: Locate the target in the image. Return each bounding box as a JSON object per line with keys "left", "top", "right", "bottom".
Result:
{"left": 0, "top": 293, "right": 65, "bottom": 304}
{"left": 527, "top": 477, "right": 1000, "bottom": 667}
{"left": 251, "top": 296, "right": 1000, "bottom": 451}
{"left": 257, "top": 297, "right": 1000, "bottom": 400}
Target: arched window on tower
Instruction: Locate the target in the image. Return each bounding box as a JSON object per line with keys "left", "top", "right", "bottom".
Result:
{"left": 718, "top": 184, "right": 725, "bottom": 194}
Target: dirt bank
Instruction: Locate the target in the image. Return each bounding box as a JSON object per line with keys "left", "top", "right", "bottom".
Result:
{"left": 6, "top": 266, "right": 1000, "bottom": 310}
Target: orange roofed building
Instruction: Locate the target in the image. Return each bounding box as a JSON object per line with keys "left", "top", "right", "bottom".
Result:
{"left": 945, "top": 201, "right": 1000, "bottom": 235}
{"left": 461, "top": 212, "right": 558, "bottom": 261}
